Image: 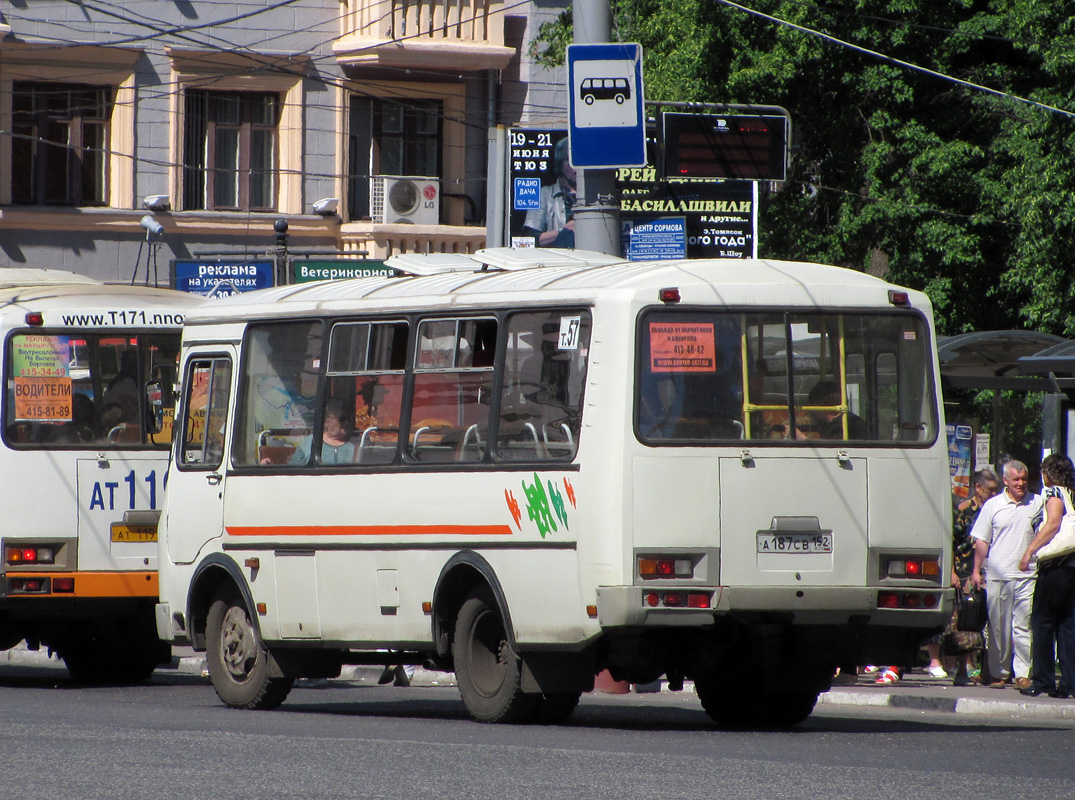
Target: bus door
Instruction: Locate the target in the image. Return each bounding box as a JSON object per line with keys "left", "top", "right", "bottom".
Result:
{"left": 76, "top": 456, "right": 166, "bottom": 573}
{"left": 166, "top": 351, "right": 234, "bottom": 565}
{"left": 717, "top": 454, "right": 868, "bottom": 588}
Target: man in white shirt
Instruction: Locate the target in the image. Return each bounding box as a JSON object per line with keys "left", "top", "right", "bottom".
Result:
{"left": 970, "top": 459, "right": 1043, "bottom": 688}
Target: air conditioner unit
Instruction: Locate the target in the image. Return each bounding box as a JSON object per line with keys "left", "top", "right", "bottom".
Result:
{"left": 370, "top": 176, "right": 440, "bottom": 225}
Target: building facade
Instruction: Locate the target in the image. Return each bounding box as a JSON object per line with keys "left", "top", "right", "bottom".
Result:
{"left": 0, "top": 0, "right": 566, "bottom": 282}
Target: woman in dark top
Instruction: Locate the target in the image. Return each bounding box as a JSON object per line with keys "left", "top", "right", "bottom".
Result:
{"left": 1018, "top": 453, "right": 1075, "bottom": 698}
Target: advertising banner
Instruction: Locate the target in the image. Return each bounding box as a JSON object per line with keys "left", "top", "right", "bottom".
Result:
{"left": 948, "top": 423, "right": 974, "bottom": 498}
{"left": 173, "top": 259, "right": 274, "bottom": 297}
{"left": 506, "top": 127, "right": 756, "bottom": 258}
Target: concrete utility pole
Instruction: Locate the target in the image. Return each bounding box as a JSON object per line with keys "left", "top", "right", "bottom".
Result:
{"left": 571, "top": 0, "right": 621, "bottom": 256}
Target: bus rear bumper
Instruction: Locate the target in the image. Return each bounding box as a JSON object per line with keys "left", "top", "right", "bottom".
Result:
{"left": 596, "top": 585, "right": 951, "bottom": 628}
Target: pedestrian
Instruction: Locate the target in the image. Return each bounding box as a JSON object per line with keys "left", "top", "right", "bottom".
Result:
{"left": 1017, "top": 453, "right": 1075, "bottom": 698}
{"left": 940, "top": 469, "right": 999, "bottom": 685}
{"left": 970, "top": 460, "right": 1043, "bottom": 689}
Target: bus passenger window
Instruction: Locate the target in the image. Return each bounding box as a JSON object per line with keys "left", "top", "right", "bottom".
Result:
{"left": 495, "top": 311, "right": 591, "bottom": 462}
{"left": 411, "top": 317, "right": 496, "bottom": 463}
{"left": 327, "top": 320, "right": 408, "bottom": 465}
{"left": 234, "top": 321, "right": 323, "bottom": 467}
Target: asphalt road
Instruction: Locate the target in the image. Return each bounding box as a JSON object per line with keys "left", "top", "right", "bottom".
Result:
{"left": 0, "top": 665, "right": 1073, "bottom": 800}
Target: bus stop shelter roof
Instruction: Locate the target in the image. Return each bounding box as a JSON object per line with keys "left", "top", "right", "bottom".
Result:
{"left": 937, "top": 330, "right": 1066, "bottom": 390}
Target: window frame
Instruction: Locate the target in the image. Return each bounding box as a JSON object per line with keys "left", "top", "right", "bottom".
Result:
{"left": 182, "top": 89, "right": 280, "bottom": 212}
{"left": 177, "top": 356, "right": 233, "bottom": 471}
{"left": 10, "top": 81, "right": 113, "bottom": 207}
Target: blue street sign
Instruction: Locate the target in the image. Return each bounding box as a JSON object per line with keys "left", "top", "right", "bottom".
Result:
{"left": 567, "top": 43, "right": 646, "bottom": 169}
{"left": 172, "top": 258, "right": 274, "bottom": 297}
{"left": 513, "top": 177, "right": 542, "bottom": 210}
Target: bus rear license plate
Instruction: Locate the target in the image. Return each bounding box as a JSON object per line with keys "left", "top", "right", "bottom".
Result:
{"left": 111, "top": 524, "right": 158, "bottom": 543}
{"left": 756, "top": 533, "right": 832, "bottom": 554}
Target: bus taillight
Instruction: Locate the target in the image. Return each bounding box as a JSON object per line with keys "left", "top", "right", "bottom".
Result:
{"left": 638, "top": 557, "right": 693, "bottom": 579}
{"left": 877, "top": 591, "right": 939, "bottom": 610}
{"left": 884, "top": 556, "right": 940, "bottom": 581}
{"left": 5, "top": 545, "right": 55, "bottom": 565}
{"left": 644, "top": 591, "right": 711, "bottom": 609}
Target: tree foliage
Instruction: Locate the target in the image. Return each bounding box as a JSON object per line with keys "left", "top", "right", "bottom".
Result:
{"left": 532, "top": 1, "right": 1075, "bottom": 336}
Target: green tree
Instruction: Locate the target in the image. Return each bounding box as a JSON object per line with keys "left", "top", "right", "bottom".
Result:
{"left": 532, "top": 1, "right": 1075, "bottom": 337}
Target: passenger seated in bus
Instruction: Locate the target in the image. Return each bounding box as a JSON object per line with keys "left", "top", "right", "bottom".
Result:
{"left": 289, "top": 396, "right": 356, "bottom": 465}
{"left": 103, "top": 351, "right": 140, "bottom": 423}
{"left": 797, "top": 380, "right": 868, "bottom": 440}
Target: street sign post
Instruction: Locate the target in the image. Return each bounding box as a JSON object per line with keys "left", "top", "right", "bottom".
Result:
{"left": 566, "top": 43, "right": 646, "bottom": 169}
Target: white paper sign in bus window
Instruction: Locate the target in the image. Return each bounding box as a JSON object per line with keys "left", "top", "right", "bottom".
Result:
{"left": 649, "top": 322, "right": 716, "bottom": 372}
{"left": 559, "top": 316, "right": 582, "bottom": 350}
{"left": 12, "top": 334, "right": 74, "bottom": 421}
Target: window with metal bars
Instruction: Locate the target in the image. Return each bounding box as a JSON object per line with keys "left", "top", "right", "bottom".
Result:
{"left": 183, "top": 90, "right": 279, "bottom": 211}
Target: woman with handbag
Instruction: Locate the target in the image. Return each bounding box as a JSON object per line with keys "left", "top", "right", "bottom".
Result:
{"left": 1018, "top": 453, "right": 1075, "bottom": 698}
{"left": 944, "top": 470, "right": 999, "bottom": 686}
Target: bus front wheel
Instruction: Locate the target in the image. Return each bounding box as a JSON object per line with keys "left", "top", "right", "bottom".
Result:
{"left": 453, "top": 589, "right": 538, "bottom": 723}
{"left": 206, "top": 591, "right": 293, "bottom": 710}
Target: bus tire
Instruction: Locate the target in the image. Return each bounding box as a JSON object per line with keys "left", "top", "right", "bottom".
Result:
{"left": 206, "top": 591, "right": 293, "bottom": 710}
{"left": 696, "top": 677, "right": 817, "bottom": 728}
{"left": 453, "top": 589, "right": 538, "bottom": 723}
{"left": 62, "top": 620, "right": 165, "bottom": 685}
{"left": 534, "top": 691, "right": 581, "bottom": 724}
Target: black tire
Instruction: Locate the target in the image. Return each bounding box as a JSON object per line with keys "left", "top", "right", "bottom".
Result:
{"left": 534, "top": 691, "right": 581, "bottom": 724}
{"left": 62, "top": 619, "right": 168, "bottom": 685}
{"left": 206, "top": 591, "right": 293, "bottom": 710}
{"left": 453, "top": 589, "right": 538, "bottom": 723}
{"left": 696, "top": 675, "right": 817, "bottom": 728}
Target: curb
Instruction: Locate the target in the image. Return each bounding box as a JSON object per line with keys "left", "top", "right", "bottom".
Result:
{"left": 819, "top": 686, "right": 1075, "bottom": 721}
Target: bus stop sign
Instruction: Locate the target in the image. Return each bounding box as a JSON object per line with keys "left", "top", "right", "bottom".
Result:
{"left": 567, "top": 43, "right": 646, "bottom": 169}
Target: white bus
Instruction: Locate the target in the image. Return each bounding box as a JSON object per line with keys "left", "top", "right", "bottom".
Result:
{"left": 156, "top": 250, "right": 951, "bottom": 726}
{"left": 0, "top": 269, "right": 203, "bottom": 682}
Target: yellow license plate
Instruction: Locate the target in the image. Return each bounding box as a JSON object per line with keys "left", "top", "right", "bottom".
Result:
{"left": 110, "top": 524, "right": 158, "bottom": 543}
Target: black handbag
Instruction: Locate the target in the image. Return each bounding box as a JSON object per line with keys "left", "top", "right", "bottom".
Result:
{"left": 956, "top": 586, "right": 987, "bottom": 632}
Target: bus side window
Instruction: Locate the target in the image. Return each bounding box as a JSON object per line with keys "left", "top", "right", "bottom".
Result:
{"left": 327, "top": 320, "right": 408, "bottom": 466}
{"left": 496, "top": 310, "right": 591, "bottom": 461}
{"left": 234, "top": 321, "right": 322, "bottom": 467}
{"left": 411, "top": 317, "right": 496, "bottom": 463}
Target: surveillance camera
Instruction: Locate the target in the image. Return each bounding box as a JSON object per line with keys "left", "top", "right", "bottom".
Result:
{"left": 139, "top": 215, "right": 165, "bottom": 236}
{"left": 312, "top": 197, "right": 339, "bottom": 216}
{"left": 142, "top": 194, "right": 170, "bottom": 211}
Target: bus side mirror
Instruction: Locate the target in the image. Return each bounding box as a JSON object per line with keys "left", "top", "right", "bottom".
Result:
{"left": 145, "top": 381, "right": 164, "bottom": 435}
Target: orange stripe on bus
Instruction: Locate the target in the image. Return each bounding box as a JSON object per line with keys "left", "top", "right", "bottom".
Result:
{"left": 225, "top": 524, "right": 514, "bottom": 537}
{"left": 6, "top": 572, "right": 157, "bottom": 598}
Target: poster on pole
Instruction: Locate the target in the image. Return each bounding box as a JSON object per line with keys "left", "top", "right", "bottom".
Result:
{"left": 506, "top": 127, "right": 756, "bottom": 257}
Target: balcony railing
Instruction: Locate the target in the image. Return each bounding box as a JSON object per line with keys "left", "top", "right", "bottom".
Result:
{"left": 339, "top": 222, "right": 486, "bottom": 259}
{"left": 336, "top": 0, "right": 513, "bottom": 70}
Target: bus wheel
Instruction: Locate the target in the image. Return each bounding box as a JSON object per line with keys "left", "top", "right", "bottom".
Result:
{"left": 534, "top": 691, "right": 581, "bottom": 724}
{"left": 453, "top": 589, "right": 538, "bottom": 723}
{"left": 62, "top": 622, "right": 164, "bottom": 685}
{"left": 696, "top": 676, "right": 817, "bottom": 728}
{"left": 206, "top": 592, "right": 293, "bottom": 710}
